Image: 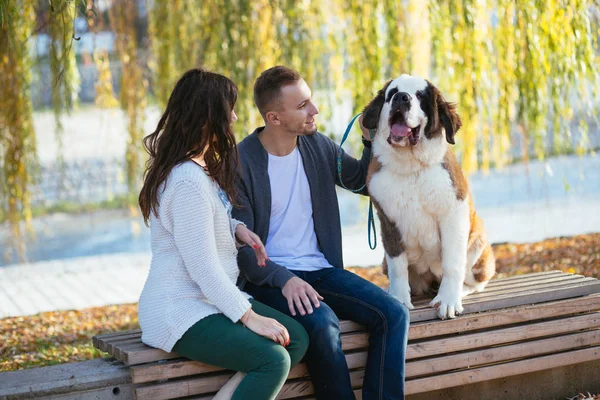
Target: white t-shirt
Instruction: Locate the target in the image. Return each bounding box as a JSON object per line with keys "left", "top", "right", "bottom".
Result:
{"left": 266, "top": 147, "right": 333, "bottom": 272}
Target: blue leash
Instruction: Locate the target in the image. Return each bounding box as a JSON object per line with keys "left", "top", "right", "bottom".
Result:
{"left": 337, "top": 113, "right": 377, "bottom": 250}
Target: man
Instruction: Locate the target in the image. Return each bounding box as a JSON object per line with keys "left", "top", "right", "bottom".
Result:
{"left": 233, "top": 66, "right": 409, "bottom": 400}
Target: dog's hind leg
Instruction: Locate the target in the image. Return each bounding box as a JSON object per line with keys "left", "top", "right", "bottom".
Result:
{"left": 409, "top": 268, "right": 435, "bottom": 296}
{"left": 387, "top": 252, "right": 414, "bottom": 309}
{"left": 465, "top": 242, "right": 496, "bottom": 292}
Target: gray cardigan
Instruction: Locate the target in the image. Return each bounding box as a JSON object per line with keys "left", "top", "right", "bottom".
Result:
{"left": 233, "top": 127, "right": 371, "bottom": 289}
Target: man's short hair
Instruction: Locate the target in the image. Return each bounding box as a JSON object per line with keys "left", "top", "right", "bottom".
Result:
{"left": 254, "top": 66, "right": 301, "bottom": 117}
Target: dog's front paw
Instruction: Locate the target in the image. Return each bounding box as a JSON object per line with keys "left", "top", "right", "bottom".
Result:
{"left": 389, "top": 286, "right": 414, "bottom": 309}
{"left": 429, "top": 291, "right": 463, "bottom": 319}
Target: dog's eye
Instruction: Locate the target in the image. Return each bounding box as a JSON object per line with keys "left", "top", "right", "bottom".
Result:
{"left": 416, "top": 93, "right": 422, "bottom": 101}
{"left": 386, "top": 88, "right": 398, "bottom": 102}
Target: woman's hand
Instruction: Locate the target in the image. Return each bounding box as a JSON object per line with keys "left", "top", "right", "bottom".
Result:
{"left": 235, "top": 224, "right": 268, "bottom": 267}
{"left": 241, "top": 309, "right": 290, "bottom": 346}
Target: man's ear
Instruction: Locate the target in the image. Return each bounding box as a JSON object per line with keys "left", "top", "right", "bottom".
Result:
{"left": 362, "top": 80, "right": 392, "bottom": 131}
{"left": 436, "top": 91, "right": 462, "bottom": 145}
{"left": 265, "top": 111, "right": 280, "bottom": 126}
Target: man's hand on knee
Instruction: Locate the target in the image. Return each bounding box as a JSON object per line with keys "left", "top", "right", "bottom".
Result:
{"left": 282, "top": 277, "right": 324, "bottom": 317}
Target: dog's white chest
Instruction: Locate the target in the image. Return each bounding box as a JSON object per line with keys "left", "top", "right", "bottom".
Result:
{"left": 369, "top": 167, "right": 445, "bottom": 264}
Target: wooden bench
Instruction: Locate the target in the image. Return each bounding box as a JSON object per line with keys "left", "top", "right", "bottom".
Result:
{"left": 93, "top": 271, "right": 600, "bottom": 399}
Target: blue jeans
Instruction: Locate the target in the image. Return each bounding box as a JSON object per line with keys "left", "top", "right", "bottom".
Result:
{"left": 244, "top": 268, "right": 409, "bottom": 400}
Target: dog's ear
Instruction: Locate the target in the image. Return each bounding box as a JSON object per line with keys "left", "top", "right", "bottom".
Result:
{"left": 436, "top": 89, "right": 462, "bottom": 145}
{"left": 362, "top": 80, "right": 392, "bottom": 131}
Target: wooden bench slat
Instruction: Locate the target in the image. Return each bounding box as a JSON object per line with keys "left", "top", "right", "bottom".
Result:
{"left": 293, "top": 347, "right": 600, "bottom": 398}
{"left": 131, "top": 328, "right": 600, "bottom": 389}
{"left": 90, "top": 271, "right": 600, "bottom": 400}
{"left": 276, "top": 369, "right": 365, "bottom": 399}
{"left": 410, "top": 279, "right": 600, "bottom": 322}
{"left": 136, "top": 344, "right": 600, "bottom": 399}
{"left": 93, "top": 272, "right": 571, "bottom": 348}
{"left": 129, "top": 294, "right": 600, "bottom": 383}
{"left": 409, "top": 293, "right": 600, "bottom": 339}
{"left": 111, "top": 281, "right": 600, "bottom": 366}
{"left": 406, "top": 329, "right": 600, "bottom": 378}
{"left": 130, "top": 350, "right": 368, "bottom": 385}
{"left": 133, "top": 368, "right": 367, "bottom": 400}
{"left": 410, "top": 274, "right": 587, "bottom": 308}
{"left": 459, "top": 276, "right": 595, "bottom": 301}
{"left": 483, "top": 271, "right": 576, "bottom": 287}
{"left": 407, "top": 312, "right": 600, "bottom": 359}
{"left": 405, "top": 346, "right": 600, "bottom": 395}
{"left": 485, "top": 271, "right": 564, "bottom": 283}
{"left": 411, "top": 276, "right": 596, "bottom": 309}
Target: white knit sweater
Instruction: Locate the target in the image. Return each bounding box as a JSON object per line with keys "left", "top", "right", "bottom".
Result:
{"left": 138, "top": 161, "right": 252, "bottom": 352}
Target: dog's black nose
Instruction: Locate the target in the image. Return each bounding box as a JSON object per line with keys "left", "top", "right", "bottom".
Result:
{"left": 392, "top": 92, "right": 412, "bottom": 107}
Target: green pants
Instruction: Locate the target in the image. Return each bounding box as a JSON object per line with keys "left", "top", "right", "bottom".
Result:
{"left": 173, "top": 299, "right": 309, "bottom": 400}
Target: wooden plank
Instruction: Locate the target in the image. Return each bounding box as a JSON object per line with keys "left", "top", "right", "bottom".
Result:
{"left": 96, "top": 322, "right": 365, "bottom": 360}
{"left": 91, "top": 272, "right": 570, "bottom": 340}
{"left": 407, "top": 313, "right": 600, "bottom": 360}
{"left": 409, "top": 293, "right": 600, "bottom": 339}
{"left": 485, "top": 270, "right": 567, "bottom": 285}
{"left": 282, "top": 346, "right": 600, "bottom": 398}
{"left": 406, "top": 330, "right": 600, "bottom": 378}
{"left": 340, "top": 320, "right": 364, "bottom": 333}
{"left": 304, "top": 388, "right": 363, "bottom": 400}
{"left": 96, "top": 329, "right": 141, "bottom": 344}
{"left": 107, "top": 337, "right": 147, "bottom": 356}
{"left": 487, "top": 271, "right": 564, "bottom": 283}
{"left": 410, "top": 275, "right": 586, "bottom": 308}
{"left": 134, "top": 341, "right": 600, "bottom": 399}
{"left": 405, "top": 346, "right": 600, "bottom": 395}
{"left": 92, "top": 273, "right": 569, "bottom": 346}
{"left": 410, "top": 280, "right": 600, "bottom": 322}
{"left": 132, "top": 328, "right": 600, "bottom": 386}
{"left": 411, "top": 277, "right": 596, "bottom": 309}
{"left": 95, "top": 274, "right": 600, "bottom": 365}
{"left": 94, "top": 329, "right": 141, "bottom": 341}
{"left": 431, "top": 274, "right": 584, "bottom": 301}
{"left": 134, "top": 371, "right": 235, "bottom": 400}
{"left": 130, "top": 294, "right": 600, "bottom": 383}
{"left": 277, "top": 369, "right": 365, "bottom": 399}
{"left": 133, "top": 368, "right": 367, "bottom": 400}
{"left": 130, "top": 349, "right": 368, "bottom": 384}
{"left": 459, "top": 277, "right": 595, "bottom": 302}
{"left": 121, "top": 290, "right": 600, "bottom": 366}
{"left": 347, "top": 311, "right": 600, "bottom": 358}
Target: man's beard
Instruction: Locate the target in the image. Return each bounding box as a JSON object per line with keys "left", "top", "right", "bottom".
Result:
{"left": 282, "top": 120, "right": 317, "bottom": 136}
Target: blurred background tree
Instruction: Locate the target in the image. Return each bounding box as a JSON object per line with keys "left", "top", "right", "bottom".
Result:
{"left": 1, "top": 0, "right": 599, "bottom": 261}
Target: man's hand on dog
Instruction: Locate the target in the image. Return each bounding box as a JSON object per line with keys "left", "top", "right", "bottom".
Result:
{"left": 282, "top": 277, "right": 324, "bottom": 317}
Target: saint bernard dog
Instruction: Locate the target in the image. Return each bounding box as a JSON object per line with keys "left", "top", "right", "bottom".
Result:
{"left": 362, "top": 75, "right": 496, "bottom": 319}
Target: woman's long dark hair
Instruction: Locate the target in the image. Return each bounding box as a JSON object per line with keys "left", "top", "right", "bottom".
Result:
{"left": 139, "top": 68, "right": 239, "bottom": 225}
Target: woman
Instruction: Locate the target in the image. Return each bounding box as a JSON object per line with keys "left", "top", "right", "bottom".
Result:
{"left": 138, "top": 68, "right": 309, "bottom": 400}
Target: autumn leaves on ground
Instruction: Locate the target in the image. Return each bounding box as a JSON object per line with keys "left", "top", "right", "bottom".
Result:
{"left": 1, "top": 233, "right": 599, "bottom": 372}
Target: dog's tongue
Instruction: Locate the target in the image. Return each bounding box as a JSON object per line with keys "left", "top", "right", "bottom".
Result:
{"left": 390, "top": 122, "right": 411, "bottom": 138}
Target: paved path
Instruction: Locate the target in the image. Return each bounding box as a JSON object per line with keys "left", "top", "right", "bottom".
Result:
{"left": 0, "top": 253, "right": 149, "bottom": 318}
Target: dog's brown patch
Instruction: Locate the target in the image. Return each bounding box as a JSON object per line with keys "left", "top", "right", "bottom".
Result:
{"left": 422, "top": 82, "right": 462, "bottom": 145}
{"left": 362, "top": 80, "right": 392, "bottom": 131}
{"left": 366, "top": 156, "right": 383, "bottom": 187}
{"left": 468, "top": 207, "right": 496, "bottom": 283}
{"left": 472, "top": 243, "right": 496, "bottom": 283}
{"left": 441, "top": 150, "right": 468, "bottom": 201}
{"left": 367, "top": 156, "right": 403, "bottom": 275}
{"left": 372, "top": 198, "right": 404, "bottom": 259}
